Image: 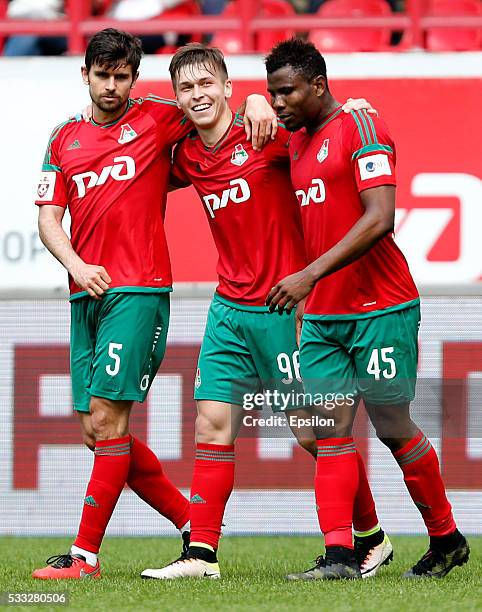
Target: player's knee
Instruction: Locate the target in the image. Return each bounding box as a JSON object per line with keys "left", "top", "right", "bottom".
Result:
{"left": 90, "top": 399, "right": 120, "bottom": 439}
{"left": 90, "top": 411, "right": 111, "bottom": 438}
{"left": 195, "top": 413, "right": 229, "bottom": 444}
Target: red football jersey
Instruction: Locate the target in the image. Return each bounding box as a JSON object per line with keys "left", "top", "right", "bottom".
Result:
{"left": 171, "top": 113, "right": 306, "bottom": 306}
{"left": 289, "top": 106, "right": 418, "bottom": 318}
{"left": 35, "top": 95, "right": 190, "bottom": 298}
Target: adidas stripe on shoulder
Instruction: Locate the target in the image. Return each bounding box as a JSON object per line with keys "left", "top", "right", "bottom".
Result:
{"left": 43, "top": 117, "right": 78, "bottom": 166}
{"left": 350, "top": 110, "right": 394, "bottom": 160}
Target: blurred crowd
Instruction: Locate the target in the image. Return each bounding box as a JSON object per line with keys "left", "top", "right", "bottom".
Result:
{"left": 3, "top": 0, "right": 406, "bottom": 56}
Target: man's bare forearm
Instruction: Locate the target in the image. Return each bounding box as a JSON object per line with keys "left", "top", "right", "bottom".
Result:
{"left": 305, "top": 210, "right": 393, "bottom": 283}
{"left": 39, "top": 211, "right": 111, "bottom": 299}
{"left": 38, "top": 214, "right": 83, "bottom": 274}
{"left": 305, "top": 186, "right": 395, "bottom": 283}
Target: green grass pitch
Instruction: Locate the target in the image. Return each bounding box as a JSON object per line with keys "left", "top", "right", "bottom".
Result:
{"left": 0, "top": 536, "right": 480, "bottom": 611}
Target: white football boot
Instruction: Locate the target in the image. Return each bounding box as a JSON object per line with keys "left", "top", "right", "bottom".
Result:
{"left": 141, "top": 556, "right": 220, "bottom": 580}
{"left": 355, "top": 533, "right": 394, "bottom": 578}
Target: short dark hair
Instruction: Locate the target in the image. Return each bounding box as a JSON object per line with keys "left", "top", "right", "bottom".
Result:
{"left": 265, "top": 38, "right": 327, "bottom": 83}
{"left": 85, "top": 28, "right": 142, "bottom": 75}
{"left": 169, "top": 43, "right": 228, "bottom": 88}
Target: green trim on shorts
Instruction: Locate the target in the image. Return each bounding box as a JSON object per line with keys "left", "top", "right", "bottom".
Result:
{"left": 214, "top": 293, "right": 273, "bottom": 313}
{"left": 70, "top": 286, "right": 173, "bottom": 302}
{"left": 88, "top": 388, "right": 149, "bottom": 403}
{"left": 194, "top": 393, "right": 245, "bottom": 406}
{"left": 304, "top": 298, "right": 420, "bottom": 321}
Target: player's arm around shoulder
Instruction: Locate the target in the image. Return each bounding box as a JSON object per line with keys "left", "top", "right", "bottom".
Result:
{"left": 240, "top": 94, "right": 279, "bottom": 151}
{"left": 265, "top": 120, "right": 292, "bottom": 159}
{"left": 138, "top": 94, "right": 190, "bottom": 147}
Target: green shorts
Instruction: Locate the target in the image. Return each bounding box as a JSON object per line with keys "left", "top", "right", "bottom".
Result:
{"left": 300, "top": 302, "right": 420, "bottom": 405}
{"left": 70, "top": 292, "right": 170, "bottom": 412}
{"left": 195, "top": 294, "right": 303, "bottom": 411}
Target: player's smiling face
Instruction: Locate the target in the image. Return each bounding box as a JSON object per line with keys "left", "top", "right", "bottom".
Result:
{"left": 267, "top": 65, "right": 323, "bottom": 132}
{"left": 174, "top": 63, "right": 232, "bottom": 129}
{"left": 82, "top": 61, "right": 138, "bottom": 119}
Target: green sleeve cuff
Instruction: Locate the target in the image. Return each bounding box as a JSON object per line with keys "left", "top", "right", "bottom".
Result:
{"left": 352, "top": 144, "right": 393, "bottom": 160}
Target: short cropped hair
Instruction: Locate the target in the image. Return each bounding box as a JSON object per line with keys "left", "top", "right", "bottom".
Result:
{"left": 265, "top": 38, "right": 327, "bottom": 83}
{"left": 85, "top": 28, "right": 142, "bottom": 75}
{"left": 169, "top": 43, "right": 228, "bottom": 87}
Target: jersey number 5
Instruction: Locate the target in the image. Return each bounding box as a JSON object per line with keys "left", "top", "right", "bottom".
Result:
{"left": 106, "top": 342, "right": 123, "bottom": 376}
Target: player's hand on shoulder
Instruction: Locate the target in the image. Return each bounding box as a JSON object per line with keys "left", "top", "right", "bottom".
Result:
{"left": 244, "top": 94, "right": 278, "bottom": 152}
{"left": 79, "top": 104, "right": 93, "bottom": 122}
{"left": 266, "top": 270, "right": 315, "bottom": 314}
{"left": 68, "top": 105, "right": 92, "bottom": 123}
{"left": 70, "top": 263, "right": 111, "bottom": 300}
{"left": 342, "top": 97, "right": 378, "bottom": 116}
{"left": 83, "top": 104, "right": 93, "bottom": 122}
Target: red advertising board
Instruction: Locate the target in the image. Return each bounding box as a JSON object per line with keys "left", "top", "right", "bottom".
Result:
{"left": 13, "top": 341, "right": 482, "bottom": 491}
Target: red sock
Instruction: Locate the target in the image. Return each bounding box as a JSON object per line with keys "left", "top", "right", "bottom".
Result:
{"left": 353, "top": 450, "right": 379, "bottom": 533}
{"left": 127, "top": 436, "right": 189, "bottom": 530}
{"left": 74, "top": 435, "right": 131, "bottom": 553}
{"left": 393, "top": 431, "right": 456, "bottom": 536}
{"left": 189, "top": 443, "right": 235, "bottom": 550}
{"left": 315, "top": 437, "right": 359, "bottom": 549}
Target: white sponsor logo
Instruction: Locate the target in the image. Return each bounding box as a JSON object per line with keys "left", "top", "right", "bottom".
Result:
{"left": 118, "top": 123, "right": 137, "bottom": 145}
{"left": 72, "top": 156, "right": 136, "bottom": 198}
{"left": 36, "top": 172, "right": 56, "bottom": 201}
{"left": 202, "top": 178, "right": 251, "bottom": 219}
{"left": 317, "top": 138, "right": 329, "bottom": 163}
{"left": 358, "top": 153, "right": 391, "bottom": 180}
{"left": 295, "top": 178, "right": 326, "bottom": 207}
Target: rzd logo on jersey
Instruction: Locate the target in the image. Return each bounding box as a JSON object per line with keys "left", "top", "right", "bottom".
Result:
{"left": 202, "top": 178, "right": 251, "bottom": 219}
{"left": 295, "top": 178, "right": 326, "bottom": 207}
{"left": 72, "top": 156, "right": 136, "bottom": 198}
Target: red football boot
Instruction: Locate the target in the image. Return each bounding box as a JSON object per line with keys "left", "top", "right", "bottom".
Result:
{"left": 32, "top": 554, "right": 101, "bottom": 579}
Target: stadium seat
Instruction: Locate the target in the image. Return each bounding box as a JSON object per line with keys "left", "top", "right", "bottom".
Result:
{"left": 211, "top": 3, "right": 244, "bottom": 55}
{"left": 256, "top": 0, "right": 296, "bottom": 52}
{"left": 211, "top": 0, "right": 296, "bottom": 54}
{"left": 426, "top": 0, "right": 481, "bottom": 51}
{"left": 153, "top": 1, "right": 202, "bottom": 53}
{"left": 309, "top": 0, "right": 392, "bottom": 52}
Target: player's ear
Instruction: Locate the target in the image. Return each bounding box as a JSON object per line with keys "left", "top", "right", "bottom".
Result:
{"left": 130, "top": 71, "right": 139, "bottom": 90}
{"left": 313, "top": 75, "right": 326, "bottom": 97}
{"left": 81, "top": 65, "right": 89, "bottom": 85}
{"left": 224, "top": 78, "right": 233, "bottom": 100}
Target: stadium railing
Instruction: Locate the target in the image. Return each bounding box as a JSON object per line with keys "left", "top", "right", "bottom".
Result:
{"left": 0, "top": 0, "right": 481, "bottom": 54}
